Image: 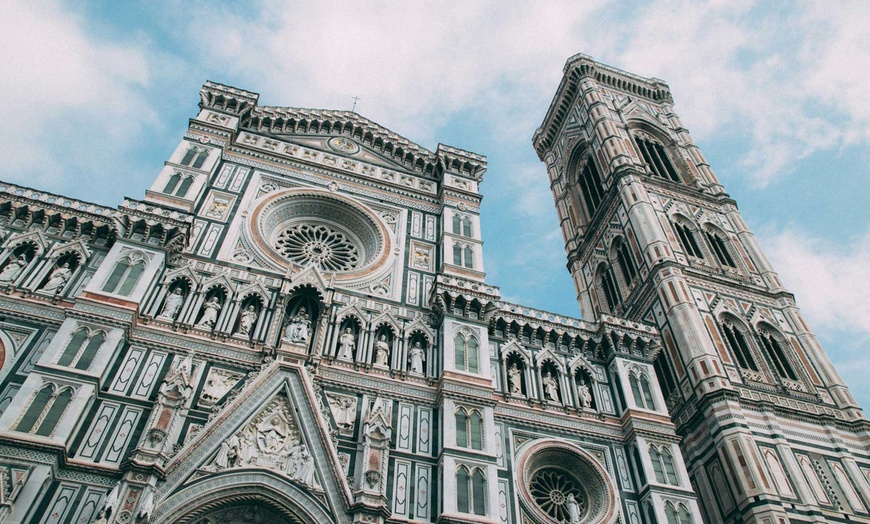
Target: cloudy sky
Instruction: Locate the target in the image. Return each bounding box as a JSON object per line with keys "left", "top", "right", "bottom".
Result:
{"left": 2, "top": 0, "right": 869, "bottom": 407}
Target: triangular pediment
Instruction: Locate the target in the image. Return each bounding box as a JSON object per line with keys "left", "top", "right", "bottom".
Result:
{"left": 153, "top": 364, "right": 351, "bottom": 524}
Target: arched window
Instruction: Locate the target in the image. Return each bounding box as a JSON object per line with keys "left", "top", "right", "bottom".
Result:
{"left": 176, "top": 176, "right": 194, "bottom": 198}
{"left": 650, "top": 445, "right": 679, "bottom": 485}
{"left": 613, "top": 237, "right": 638, "bottom": 287}
{"left": 16, "top": 384, "right": 74, "bottom": 436}
{"left": 665, "top": 502, "right": 693, "bottom": 524}
{"left": 453, "top": 243, "right": 463, "bottom": 266}
{"left": 457, "top": 467, "right": 470, "bottom": 513}
{"left": 180, "top": 148, "right": 198, "bottom": 166}
{"left": 454, "top": 333, "right": 466, "bottom": 370}
{"left": 630, "top": 372, "right": 656, "bottom": 410}
{"left": 453, "top": 214, "right": 462, "bottom": 234}
{"left": 472, "top": 469, "right": 486, "bottom": 516}
{"left": 57, "top": 329, "right": 104, "bottom": 370}
{"left": 463, "top": 246, "right": 474, "bottom": 269}
{"left": 102, "top": 253, "right": 147, "bottom": 296}
{"left": 634, "top": 135, "right": 681, "bottom": 183}
{"left": 455, "top": 408, "right": 484, "bottom": 450}
{"left": 720, "top": 319, "right": 759, "bottom": 372}
{"left": 704, "top": 228, "right": 736, "bottom": 267}
{"left": 462, "top": 218, "right": 472, "bottom": 237}
{"left": 672, "top": 219, "right": 704, "bottom": 259}
{"left": 577, "top": 154, "right": 605, "bottom": 217}
{"left": 467, "top": 336, "right": 479, "bottom": 373}
{"left": 163, "top": 173, "right": 181, "bottom": 194}
{"left": 759, "top": 329, "right": 797, "bottom": 381}
{"left": 192, "top": 149, "right": 209, "bottom": 169}
{"left": 597, "top": 263, "right": 620, "bottom": 313}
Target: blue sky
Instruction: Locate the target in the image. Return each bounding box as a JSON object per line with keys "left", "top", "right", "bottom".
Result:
{"left": 2, "top": 0, "right": 869, "bottom": 407}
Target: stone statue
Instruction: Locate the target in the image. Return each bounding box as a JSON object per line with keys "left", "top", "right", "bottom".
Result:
{"left": 542, "top": 371, "right": 560, "bottom": 402}
{"left": 507, "top": 362, "right": 522, "bottom": 395}
{"left": 283, "top": 309, "right": 311, "bottom": 343}
{"left": 373, "top": 334, "right": 390, "bottom": 367}
{"left": 238, "top": 305, "right": 258, "bottom": 335}
{"left": 409, "top": 341, "right": 425, "bottom": 374}
{"left": 239, "top": 429, "right": 257, "bottom": 465}
{"left": 158, "top": 288, "right": 185, "bottom": 320}
{"left": 337, "top": 328, "right": 355, "bottom": 360}
{"left": 41, "top": 262, "right": 72, "bottom": 293}
{"left": 327, "top": 393, "right": 357, "bottom": 432}
{"left": 137, "top": 488, "right": 155, "bottom": 520}
{"left": 196, "top": 296, "right": 221, "bottom": 328}
{"left": 288, "top": 443, "right": 316, "bottom": 487}
{"left": 577, "top": 378, "right": 593, "bottom": 409}
{"left": 0, "top": 254, "right": 27, "bottom": 282}
{"left": 566, "top": 493, "right": 581, "bottom": 523}
{"left": 102, "top": 481, "right": 122, "bottom": 516}
{"left": 201, "top": 369, "right": 235, "bottom": 405}
{"left": 214, "top": 434, "right": 240, "bottom": 469}
{"left": 90, "top": 509, "right": 108, "bottom": 524}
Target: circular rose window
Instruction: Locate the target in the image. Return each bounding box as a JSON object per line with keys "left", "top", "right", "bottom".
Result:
{"left": 516, "top": 439, "right": 618, "bottom": 524}
{"left": 248, "top": 189, "right": 391, "bottom": 279}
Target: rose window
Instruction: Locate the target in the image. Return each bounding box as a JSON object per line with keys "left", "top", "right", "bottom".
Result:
{"left": 529, "top": 467, "right": 588, "bottom": 522}
{"left": 275, "top": 223, "right": 361, "bottom": 271}
{"left": 516, "top": 439, "right": 618, "bottom": 524}
{"left": 249, "top": 190, "right": 392, "bottom": 278}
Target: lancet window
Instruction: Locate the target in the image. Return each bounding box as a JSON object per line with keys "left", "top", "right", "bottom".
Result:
{"left": 650, "top": 445, "right": 680, "bottom": 485}
{"left": 454, "top": 332, "right": 480, "bottom": 373}
{"left": 102, "top": 252, "right": 146, "bottom": 296}
{"left": 57, "top": 328, "right": 105, "bottom": 371}
{"left": 452, "top": 243, "right": 474, "bottom": 269}
{"left": 612, "top": 237, "right": 638, "bottom": 287}
{"left": 180, "top": 147, "right": 209, "bottom": 169}
{"left": 596, "top": 263, "right": 621, "bottom": 313}
{"left": 664, "top": 502, "right": 694, "bottom": 524}
{"left": 629, "top": 370, "right": 656, "bottom": 410}
{"left": 455, "top": 407, "right": 484, "bottom": 450}
{"left": 457, "top": 466, "right": 487, "bottom": 516}
{"left": 453, "top": 214, "right": 473, "bottom": 237}
{"left": 15, "top": 384, "right": 74, "bottom": 436}
{"left": 163, "top": 173, "right": 195, "bottom": 198}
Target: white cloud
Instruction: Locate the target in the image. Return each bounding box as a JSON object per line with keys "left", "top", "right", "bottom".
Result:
{"left": 0, "top": 0, "right": 155, "bottom": 197}
{"left": 763, "top": 228, "right": 870, "bottom": 336}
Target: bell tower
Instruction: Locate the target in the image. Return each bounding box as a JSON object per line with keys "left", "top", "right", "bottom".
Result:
{"left": 534, "top": 54, "right": 870, "bottom": 524}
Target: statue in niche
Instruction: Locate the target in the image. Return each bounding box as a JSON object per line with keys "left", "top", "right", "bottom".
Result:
{"left": 196, "top": 296, "right": 221, "bottom": 328}
{"left": 542, "top": 371, "right": 560, "bottom": 402}
{"left": 0, "top": 254, "right": 28, "bottom": 282}
{"left": 577, "top": 378, "right": 593, "bottom": 409}
{"left": 41, "top": 262, "right": 72, "bottom": 293}
{"left": 283, "top": 309, "right": 311, "bottom": 343}
{"left": 160, "top": 354, "right": 194, "bottom": 402}
{"left": 409, "top": 341, "right": 425, "bottom": 374}
{"left": 373, "top": 334, "right": 390, "bottom": 367}
{"left": 158, "top": 288, "right": 185, "bottom": 320}
{"left": 507, "top": 362, "right": 523, "bottom": 395}
{"left": 566, "top": 493, "right": 581, "bottom": 524}
{"left": 337, "top": 328, "right": 355, "bottom": 360}
{"left": 238, "top": 305, "right": 258, "bottom": 335}
{"left": 91, "top": 509, "right": 108, "bottom": 524}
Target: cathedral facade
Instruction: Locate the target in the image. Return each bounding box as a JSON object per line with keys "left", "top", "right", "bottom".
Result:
{"left": 0, "top": 54, "right": 865, "bottom": 524}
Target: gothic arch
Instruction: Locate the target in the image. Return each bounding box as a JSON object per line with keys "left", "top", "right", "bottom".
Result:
{"left": 151, "top": 470, "right": 338, "bottom": 524}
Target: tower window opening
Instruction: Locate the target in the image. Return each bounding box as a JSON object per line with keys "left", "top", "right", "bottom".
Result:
{"left": 673, "top": 221, "right": 704, "bottom": 259}
{"left": 577, "top": 155, "right": 605, "bottom": 217}
{"left": 614, "top": 237, "right": 638, "bottom": 287}
{"left": 705, "top": 230, "right": 736, "bottom": 267}
{"left": 759, "top": 331, "right": 797, "bottom": 381}
{"left": 653, "top": 352, "right": 677, "bottom": 400}
{"left": 634, "top": 136, "right": 681, "bottom": 183}
{"left": 721, "top": 321, "right": 759, "bottom": 372}
{"left": 597, "top": 264, "right": 621, "bottom": 313}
